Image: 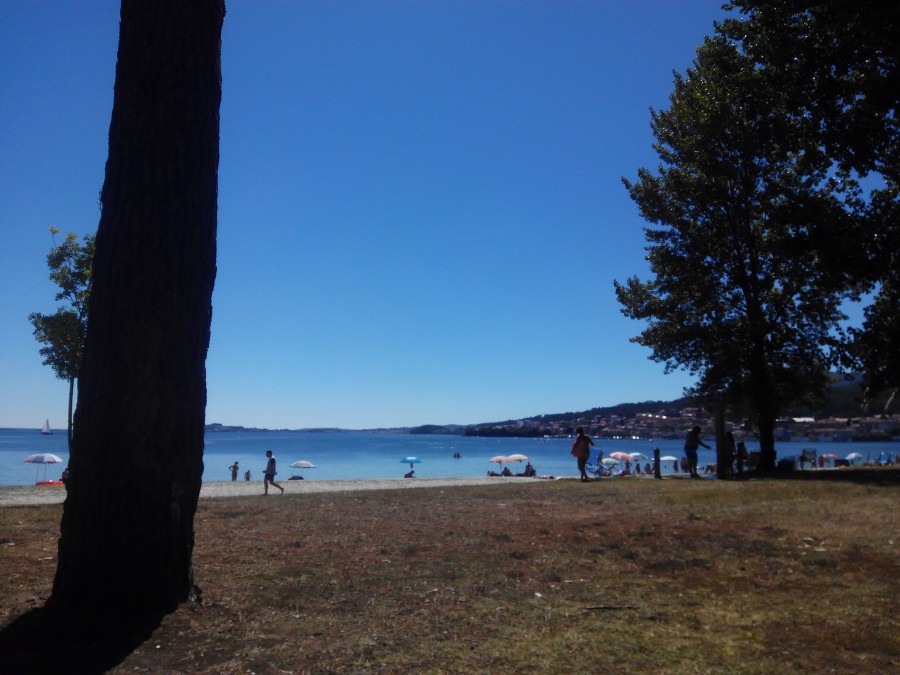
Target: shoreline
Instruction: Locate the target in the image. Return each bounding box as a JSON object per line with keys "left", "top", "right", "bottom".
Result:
{"left": 0, "top": 476, "right": 550, "bottom": 508}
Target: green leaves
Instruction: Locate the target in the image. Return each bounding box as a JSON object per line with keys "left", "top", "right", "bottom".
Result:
{"left": 616, "top": 27, "right": 851, "bottom": 457}
{"left": 28, "top": 230, "right": 95, "bottom": 383}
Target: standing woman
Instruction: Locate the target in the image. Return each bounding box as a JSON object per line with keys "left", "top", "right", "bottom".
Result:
{"left": 571, "top": 427, "right": 594, "bottom": 482}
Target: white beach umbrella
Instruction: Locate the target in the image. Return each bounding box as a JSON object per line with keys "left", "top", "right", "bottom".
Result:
{"left": 22, "top": 453, "right": 63, "bottom": 483}
{"left": 289, "top": 459, "right": 316, "bottom": 478}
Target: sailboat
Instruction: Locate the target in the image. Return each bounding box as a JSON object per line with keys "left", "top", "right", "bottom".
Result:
{"left": 41, "top": 419, "right": 53, "bottom": 435}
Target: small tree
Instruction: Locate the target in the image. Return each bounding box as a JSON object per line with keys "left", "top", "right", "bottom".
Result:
{"left": 28, "top": 228, "right": 95, "bottom": 450}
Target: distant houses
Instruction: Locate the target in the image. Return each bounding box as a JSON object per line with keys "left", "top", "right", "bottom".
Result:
{"left": 465, "top": 408, "right": 900, "bottom": 442}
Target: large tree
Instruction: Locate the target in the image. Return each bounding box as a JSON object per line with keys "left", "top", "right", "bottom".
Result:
{"left": 719, "top": 1, "right": 900, "bottom": 406}
{"left": 52, "top": 0, "right": 225, "bottom": 612}
{"left": 615, "top": 36, "right": 852, "bottom": 472}
{"left": 28, "top": 229, "right": 95, "bottom": 450}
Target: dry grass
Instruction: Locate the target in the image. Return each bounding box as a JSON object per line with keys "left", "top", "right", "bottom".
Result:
{"left": 1, "top": 474, "right": 898, "bottom": 673}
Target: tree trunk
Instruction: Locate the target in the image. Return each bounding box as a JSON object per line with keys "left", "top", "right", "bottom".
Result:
{"left": 66, "top": 376, "right": 74, "bottom": 453}
{"left": 714, "top": 407, "right": 728, "bottom": 480}
{"left": 52, "top": 0, "right": 224, "bottom": 612}
{"left": 757, "top": 411, "right": 777, "bottom": 473}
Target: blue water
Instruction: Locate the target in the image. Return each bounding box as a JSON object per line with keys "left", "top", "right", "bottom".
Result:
{"left": 1, "top": 427, "right": 897, "bottom": 487}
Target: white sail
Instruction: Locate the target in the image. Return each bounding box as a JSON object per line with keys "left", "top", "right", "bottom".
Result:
{"left": 41, "top": 419, "right": 52, "bottom": 435}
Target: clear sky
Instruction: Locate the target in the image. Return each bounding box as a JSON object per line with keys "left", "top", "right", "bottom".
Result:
{"left": 1, "top": 1, "right": 731, "bottom": 430}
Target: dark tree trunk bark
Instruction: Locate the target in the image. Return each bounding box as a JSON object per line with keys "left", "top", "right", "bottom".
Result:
{"left": 52, "top": 0, "right": 225, "bottom": 613}
{"left": 757, "top": 411, "right": 777, "bottom": 473}
{"left": 714, "top": 407, "right": 728, "bottom": 480}
{"left": 66, "top": 376, "right": 74, "bottom": 453}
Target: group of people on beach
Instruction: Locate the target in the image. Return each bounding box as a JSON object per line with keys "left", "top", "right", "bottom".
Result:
{"left": 572, "top": 425, "right": 746, "bottom": 480}
{"left": 228, "top": 461, "right": 253, "bottom": 482}
{"left": 229, "top": 451, "right": 283, "bottom": 495}
{"left": 486, "top": 461, "right": 536, "bottom": 478}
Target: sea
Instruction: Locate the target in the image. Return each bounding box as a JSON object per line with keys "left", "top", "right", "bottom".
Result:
{"left": 2, "top": 427, "right": 898, "bottom": 487}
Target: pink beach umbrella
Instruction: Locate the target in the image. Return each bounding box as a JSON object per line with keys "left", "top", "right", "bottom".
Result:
{"left": 23, "top": 453, "right": 63, "bottom": 483}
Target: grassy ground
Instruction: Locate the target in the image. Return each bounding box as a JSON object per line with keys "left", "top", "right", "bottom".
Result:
{"left": 1, "top": 472, "right": 898, "bottom": 673}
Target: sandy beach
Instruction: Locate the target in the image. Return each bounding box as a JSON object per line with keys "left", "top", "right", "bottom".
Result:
{"left": 0, "top": 475, "right": 545, "bottom": 508}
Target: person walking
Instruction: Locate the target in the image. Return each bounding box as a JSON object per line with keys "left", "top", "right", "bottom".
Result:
{"left": 263, "top": 450, "right": 284, "bottom": 495}
{"left": 571, "top": 427, "right": 594, "bottom": 482}
{"left": 684, "top": 426, "right": 710, "bottom": 478}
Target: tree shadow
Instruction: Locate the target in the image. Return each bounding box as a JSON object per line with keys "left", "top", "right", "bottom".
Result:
{"left": 0, "top": 603, "right": 163, "bottom": 674}
{"left": 753, "top": 466, "right": 900, "bottom": 486}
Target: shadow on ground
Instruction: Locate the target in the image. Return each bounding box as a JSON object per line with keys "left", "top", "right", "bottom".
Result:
{"left": 0, "top": 604, "right": 162, "bottom": 674}
{"left": 759, "top": 466, "right": 900, "bottom": 486}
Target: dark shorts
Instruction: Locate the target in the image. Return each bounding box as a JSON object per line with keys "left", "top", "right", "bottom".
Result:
{"left": 264, "top": 472, "right": 276, "bottom": 482}
{"left": 684, "top": 447, "right": 698, "bottom": 461}
{"left": 577, "top": 456, "right": 588, "bottom": 470}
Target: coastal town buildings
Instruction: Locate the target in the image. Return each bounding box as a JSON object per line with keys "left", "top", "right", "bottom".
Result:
{"left": 469, "top": 408, "right": 900, "bottom": 443}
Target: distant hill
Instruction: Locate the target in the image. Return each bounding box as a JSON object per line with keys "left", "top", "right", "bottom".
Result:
{"left": 209, "top": 375, "right": 894, "bottom": 434}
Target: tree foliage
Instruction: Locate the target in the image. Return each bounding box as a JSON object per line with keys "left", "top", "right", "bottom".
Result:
{"left": 615, "top": 37, "right": 852, "bottom": 471}
{"left": 718, "top": 0, "right": 900, "bottom": 402}
{"left": 28, "top": 228, "right": 95, "bottom": 448}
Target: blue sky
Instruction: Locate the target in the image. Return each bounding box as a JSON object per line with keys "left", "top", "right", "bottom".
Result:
{"left": 0, "top": 1, "right": 731, "bottom": 430}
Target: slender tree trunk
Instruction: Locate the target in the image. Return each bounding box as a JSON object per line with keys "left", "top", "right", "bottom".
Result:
{"left": 714, "top": 407, "right": 728, "bottom": 480}
{"left": 66, "top": 377, "right": 74, "bottom": 453}
{"left": 757, "top": 410, "right": 777, "bottom": 473}
{"left": 52, "top": 0, "right": 224, "bottom": 612}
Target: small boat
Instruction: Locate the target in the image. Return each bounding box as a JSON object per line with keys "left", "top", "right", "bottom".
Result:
{"left": 41, "top": 419, "right": 53, "bottom": 435}
{"left": 36, "top": 480, "right": 64, "bottom": 487}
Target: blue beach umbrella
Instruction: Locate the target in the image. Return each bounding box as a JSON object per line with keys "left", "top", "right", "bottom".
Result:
{"left": 401, "top": 456, "right": 421, "bottom": 469}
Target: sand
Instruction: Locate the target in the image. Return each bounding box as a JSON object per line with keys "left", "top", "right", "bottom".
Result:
{"left": 0, "top": 476, "right": 547, "bottom": 508}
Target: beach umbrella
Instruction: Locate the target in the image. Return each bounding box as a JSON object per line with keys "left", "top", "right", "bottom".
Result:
{"left": 23, "top": 453, "right": 63, "bottom": 483}
{"left": 822, "top": 453, "right": 839, "bottom": 460}
{"left": 289, "top": 460, "right": 316, "bottom": 477}
{"left": 488, "top": 455, "right": 510, "bottom": 473}
{"left": 845, "top": 452, "right": 863, "bottom": 461}
{"left": 628, "top": 452, "right": 649, "bottom": 461}
{"left": 401, "top": 456, "right": 421, "bottom": 469}
{"left": 609, "top": 452, "right": 632, "bottom": 462}
{"left": 660, "top": 455, "right": 678, "bottom": 462}
{"left": 506, "top": 454, "right": 529, "bottom": 462}
{"left": 600, "top": 457, "right": 620, "bottom": 466}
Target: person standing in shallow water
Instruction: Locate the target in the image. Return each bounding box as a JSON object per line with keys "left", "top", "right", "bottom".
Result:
{"left": 263, "top": 450, "right": 284, "bottom": 495}
{"left": 684, "top": 426, "right": 710, "bottom": 478}
{"left": 571, "top": 427, "right": 594, "bottom": 482}
{"left": 229, "top": 461, "right": 239, "bottom": 482}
